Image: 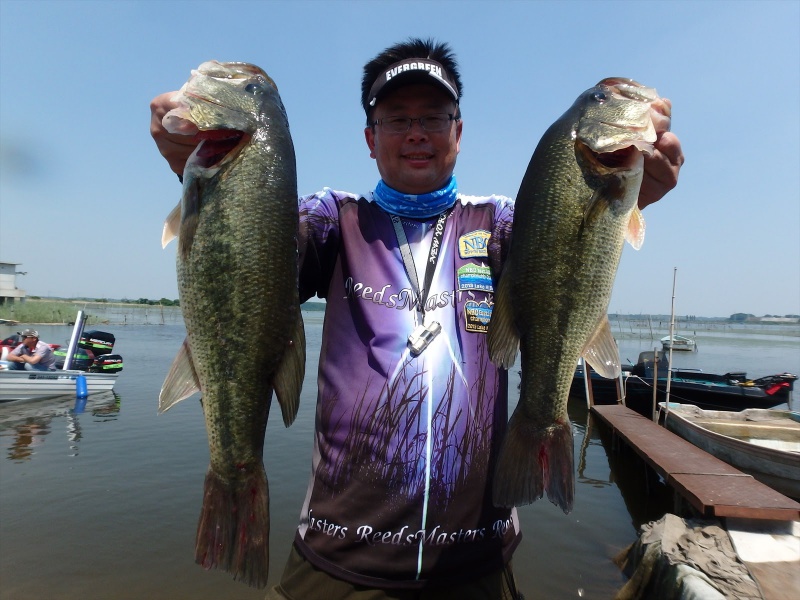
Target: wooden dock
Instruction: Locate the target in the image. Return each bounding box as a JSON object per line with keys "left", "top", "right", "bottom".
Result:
{"left": 591, "top": 404, "right": 800, "bottom": 521}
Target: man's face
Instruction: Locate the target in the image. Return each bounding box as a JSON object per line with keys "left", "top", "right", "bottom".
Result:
{"left": 365, "top": 83, "right": 462, "bottom": 195}
{"left": 22, "top": 336, "right": 37, "bottom": 350}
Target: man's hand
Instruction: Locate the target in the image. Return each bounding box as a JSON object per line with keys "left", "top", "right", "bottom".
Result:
{"left": 149, "top": 91, "right": 199, "bottom": 177}
{"left": 639, "top": 98, "right": 685, "bottom": 209}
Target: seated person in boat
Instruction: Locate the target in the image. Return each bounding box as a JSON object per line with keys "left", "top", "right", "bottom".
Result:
{"left": 6, "top": 329, "right": 57, "bottom": 371}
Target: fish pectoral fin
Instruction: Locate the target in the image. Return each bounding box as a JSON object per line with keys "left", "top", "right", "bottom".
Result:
{"left": 178, "top": 179, "right": 203, "bottom": 259}
{"left": 487, "top": 269, "right": 520, "bottom": 369}
{"left": 162, "top": 202, "right": 181, "bottom": 248}
{"left": 624, "top": 207, "right": 646, "bottom": 250}
{"left": 158, "top": 338, "right": 201, "bottom": 413}
{"left": 583, "top": 185, "right": 613, "bottom": 230}
{"left": 272, "top": 311, "right": 306, "bottom": 427}
{"left": 582, "top": 315, "right": 621, "bottom": 379}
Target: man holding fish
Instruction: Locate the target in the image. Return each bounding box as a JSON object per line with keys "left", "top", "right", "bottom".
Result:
{"left": 150, "top": 38, "right": 683, "bottom": 599}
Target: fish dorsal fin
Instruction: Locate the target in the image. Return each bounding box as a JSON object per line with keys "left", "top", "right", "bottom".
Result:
{"left": 487, "top": 265, "right": 520, "bottom": 369}
{"left": 272, "top": 311, "right": 306, "bottom": 427}
{"left": 158, "top": 337, "right": 201, "bottom": 413}
{"left": 162, "top": 202, "right": 181, "bottom": 248}
{"left": 582, "top": 315, "right": 621, "bottom": 379}
{"left": 625, "top": 207, "right": 646, "bottom": 250}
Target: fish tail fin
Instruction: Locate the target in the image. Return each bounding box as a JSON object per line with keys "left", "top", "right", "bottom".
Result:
{"left": 493, "top": 408, "right": 574, "bottom": 513}
{"left": 273, "top": 310, "right": 305, "bottom": 427}
{"left": 195, "top": 465, "right": 270, "bottom": 589}
{"left": 487, "top": 270, "right": 519, "bottom": 368}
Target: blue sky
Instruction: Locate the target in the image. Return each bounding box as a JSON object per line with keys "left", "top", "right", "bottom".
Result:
{"left": 1, "top": 0, "right": 798, "bottom": 318}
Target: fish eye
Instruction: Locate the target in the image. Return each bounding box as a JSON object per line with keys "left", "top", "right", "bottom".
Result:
{"left": 592, "top": 91, "right": 607, "bottom": 103}
{"left": 244, "top": 76, "right": 267, "bottom": 95}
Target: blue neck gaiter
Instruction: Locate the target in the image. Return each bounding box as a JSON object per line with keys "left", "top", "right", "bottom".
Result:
{"left": 372, "top": 176, "right": 458, "bottom": 219}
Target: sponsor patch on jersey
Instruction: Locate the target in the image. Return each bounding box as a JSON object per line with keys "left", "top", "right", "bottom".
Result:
{"left": 457, "top": 263, "right": 493, "bottom": 292}
{"left": 458, "top": 230, "right": 490, "bottom": 258}
{"left": 464, "top": 300, "right": 492, "bottom": 333}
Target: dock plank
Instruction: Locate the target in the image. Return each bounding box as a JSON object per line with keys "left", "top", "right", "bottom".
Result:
{"left": 591, "top": 404, "right": 800, "bottom": 521}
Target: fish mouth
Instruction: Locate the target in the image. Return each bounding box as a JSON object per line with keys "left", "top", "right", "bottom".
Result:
{"left": 593, "top": 145, "right": 641, "bottom": 169}
{"left": 577, "top": 141, "right": 642, "bottom": 172}
{"left": 194, "top": 129, "right": 249, "bottom": 169}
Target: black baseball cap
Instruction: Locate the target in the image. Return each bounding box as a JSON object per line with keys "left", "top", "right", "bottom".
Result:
{"left": 366, "top": 58, "right": 459, "bottom": 109}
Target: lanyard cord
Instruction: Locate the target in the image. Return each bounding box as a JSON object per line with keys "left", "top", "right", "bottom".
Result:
{"left": 391, "top": 208, "right": 451, "bottom": 324}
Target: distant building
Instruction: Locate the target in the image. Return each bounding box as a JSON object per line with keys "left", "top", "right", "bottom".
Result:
{"left": 0, "top": 262, "right": 26, "bottom": 304}
{"left": 759, "top": 316, "right": 800, "bottom": 324}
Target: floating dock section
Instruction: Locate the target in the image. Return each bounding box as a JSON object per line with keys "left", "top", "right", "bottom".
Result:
{"left": 591, "top": 403, "right": 800, "bottom": 521}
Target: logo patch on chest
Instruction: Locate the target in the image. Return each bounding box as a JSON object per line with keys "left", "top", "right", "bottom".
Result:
{"left": 457, "top": 263, "right": 493, "bottom": 292}
{"left": 464, "top": 300, "right": 492, "bottom": 333}
{"left": 458, "top": 230, "right": 490, "bottom": 258}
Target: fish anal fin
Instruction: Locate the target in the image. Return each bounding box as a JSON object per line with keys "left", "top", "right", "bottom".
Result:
{"left": 487, "top": 268, "right": 520, "bottom": 368}
{"left": 162, "top": 202, "right": 181, "bottom": 249}
{"left": 492, "top": 409, "right": 574, "bottom": 513}
{"left": 272, "top": 311, "right": 305, "bottom": 427}
{"left": 582, "top": 315, "right": 621, "bottom": 379}
{"left": 625, "top": 206, "right": 646, "bottom": 250}
{"left": 158, "top": 338, "right": 201, "bottom": 413}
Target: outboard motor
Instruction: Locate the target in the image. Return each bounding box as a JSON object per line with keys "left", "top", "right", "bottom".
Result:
{"left": 54, "top": 346, "right": 96, "bottom": 370}
{"left": 631, "top": 351, "right": 669, "bottom": 379}
{"left": 79, "top": 330, "right": 123, "bottom": 373}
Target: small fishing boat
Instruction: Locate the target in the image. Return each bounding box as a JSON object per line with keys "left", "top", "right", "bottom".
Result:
{"left": 660, "top": 403, "right": 800, "bottom": 499}
{"left": 571, "top": 352, "right": 797, "bottom": 415}
{"left": 0, "top": 311, "right": 123, "bottom": 403}
{"left": 660, "top": 334, "right": 696, "bottom": 352}
{"left": 0, "top": 370, "right": 120, "bottom": 403}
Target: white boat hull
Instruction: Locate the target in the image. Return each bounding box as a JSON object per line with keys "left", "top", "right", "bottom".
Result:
{"left": 0, "top": 369, "right": 119, "bottom": 402}
{"left": 660, "top": 335, "right": 696, "bottom": 351}
{"left": 662, "top": 403, "right": 800, "bottom": 499}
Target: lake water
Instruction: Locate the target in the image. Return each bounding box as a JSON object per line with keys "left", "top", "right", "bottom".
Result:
{"left": 1, "top": 313, "right": 798, "bottom": 599}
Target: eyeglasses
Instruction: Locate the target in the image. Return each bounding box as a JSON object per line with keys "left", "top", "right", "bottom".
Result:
{"left": 371, "top": 113, "right": 457, "bottom": 133}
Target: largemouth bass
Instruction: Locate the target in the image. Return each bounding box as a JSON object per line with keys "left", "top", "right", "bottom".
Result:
{"left": 158, "top": 61, "right": 305, "bottom": 588}
{"left": 488, "top": 78, "right": 665, "bottom": 512}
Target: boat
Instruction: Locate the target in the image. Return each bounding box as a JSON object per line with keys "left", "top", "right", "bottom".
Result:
{"left": 0, "top": 311, "right": 123, "bottom": 403}
{"left": 660, "top": 402, "right": 800, "bottom": 499}
{"left": 571, "top": 351, "right": 797, "bottom": 416}
{"left": 0, "top": 370, "right": 120, "bottom": 403}
{"left": 660, "top": 334, "right": 696, "bottom": 352}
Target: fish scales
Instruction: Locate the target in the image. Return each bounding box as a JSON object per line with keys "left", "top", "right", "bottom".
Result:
{"left": 488, "top": 78, "right": 659, "bottom": 513}
{"left": 159, "top": 61, "right": 305, "bottom": 589}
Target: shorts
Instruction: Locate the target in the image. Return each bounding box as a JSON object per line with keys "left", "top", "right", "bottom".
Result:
{"left": 265, "top": 544, "right": 524, "bottom": 600}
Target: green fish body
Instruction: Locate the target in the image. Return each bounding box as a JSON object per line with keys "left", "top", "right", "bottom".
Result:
{"left": 159, "top": 61, "right": 304, "bottom": 588}
{"left": 488, "top": 78, "right": 660, "bottom": 513}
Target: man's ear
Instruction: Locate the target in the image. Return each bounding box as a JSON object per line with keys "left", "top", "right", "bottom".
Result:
{"left": 365, "top": 126, "right": 377, "bottom": 159}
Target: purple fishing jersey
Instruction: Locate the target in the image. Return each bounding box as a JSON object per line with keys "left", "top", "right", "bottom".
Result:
{"left": 294, "top": 188, "right": 521, "bottom": 588}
